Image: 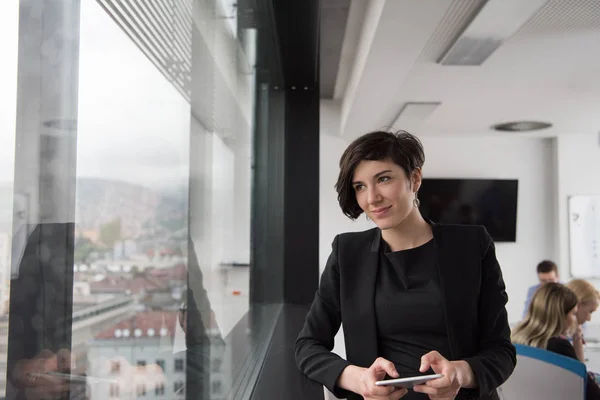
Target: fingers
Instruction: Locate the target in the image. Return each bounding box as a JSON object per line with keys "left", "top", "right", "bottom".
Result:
{"left": 390, "top": 387, "right": 409, "bottom": 399}
{"left": 420, "top": 351, "right": 443, "bottom": 373}
{"left": 372, "top": 357, "right": 399, "bottom": 378}
{"left": 413, "top": 383, "right": 455, "bottom": 398}
{"left": 365, "top": 381, "right": 398, "bottom": 398}
{"left": 364, "top": 387, "right": 407, "bottom": 400}
{"left": 56, "top": 348, "right": 73, "bottom": 372}
{"left": 423, "top": 375, "right": 451, "bottom": 389}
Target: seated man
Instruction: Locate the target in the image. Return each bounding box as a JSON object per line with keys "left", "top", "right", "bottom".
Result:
{"left": 522, "top": 260, "right": 559, "bottom": 318}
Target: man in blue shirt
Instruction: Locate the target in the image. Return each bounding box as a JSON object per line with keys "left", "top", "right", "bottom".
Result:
{"left": 522, "top": 260, "right": 560, "bottom": 319}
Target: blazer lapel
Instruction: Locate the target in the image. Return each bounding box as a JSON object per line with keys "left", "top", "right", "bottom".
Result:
{"left": 345, "top": 229, "right": 380, "bottom": 367}
{"left": 431, "top": 222, "right": 473, "bottom": 361}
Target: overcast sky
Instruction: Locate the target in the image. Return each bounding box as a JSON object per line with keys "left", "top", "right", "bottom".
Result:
{"left": 0, "top": 0, "right": 194, "bottom": 189}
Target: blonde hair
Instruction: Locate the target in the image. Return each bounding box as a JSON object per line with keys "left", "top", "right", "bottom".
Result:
{"left": 512, "top": 283, "right": 578, "bottom": 349}
{"left": 566, "top": 279, "right": 599, "bottom": 305}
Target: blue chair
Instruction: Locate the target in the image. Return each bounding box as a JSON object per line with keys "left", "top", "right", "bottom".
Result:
{"left": 498, "top": 344, "right": 587, "bottom": 400}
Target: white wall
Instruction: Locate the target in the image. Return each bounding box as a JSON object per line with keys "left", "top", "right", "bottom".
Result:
{"left": 556, "top": 133, "right": 600, "bottom": 283}
{"left": 320, "top": 103, "right": 556, "bottom": 325}
{"left": 420, "top": 136, "right": 556, "bottom": 323}
{"left": 320, "top": 102, "right": 372, "bottom": 274}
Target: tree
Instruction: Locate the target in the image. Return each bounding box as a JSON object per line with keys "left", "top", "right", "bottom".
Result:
{"left": 74, "top": 240, "right": 94, "bottom": 264}
{"left": 99, "top": 218, "right": 122, "bottom": 248}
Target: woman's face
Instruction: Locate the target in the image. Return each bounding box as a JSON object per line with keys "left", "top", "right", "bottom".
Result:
{"left": 352, "top": 159, "right": 420, "bottom": 230}
{"left": 576, "top": 300, "right": 598, "bottom": 325}
{"left": 565, "top": 305, "right": 579, "bottom": 333}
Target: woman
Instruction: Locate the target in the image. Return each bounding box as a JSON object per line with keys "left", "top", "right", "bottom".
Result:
{"left": 567, "top": 279, "right": 600, "bottom": 359}
{"left": 512, "top": 282, "right": 600, "bottom": 399}
{"left": 295, "top": 131, "right": 516, "bottom": 400}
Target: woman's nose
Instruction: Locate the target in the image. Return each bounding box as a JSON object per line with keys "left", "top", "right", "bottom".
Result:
{"left": 367, "top": 187, "right": 381, "bottom": 204}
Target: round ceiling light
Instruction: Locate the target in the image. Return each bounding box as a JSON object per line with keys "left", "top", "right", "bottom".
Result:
{"left": 492, "top": 121, "right": 552, "bottom": 132}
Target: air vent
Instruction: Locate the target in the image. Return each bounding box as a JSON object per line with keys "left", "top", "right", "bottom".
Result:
{"left": 391, "top": 102, "right": 441, "bottom": 132}
{"left": 438, "top": 0, "right": 548, "bottom": 66}
{"left": 439, "top": 37, "right": 503, "bottom": 66}
{"left": 516, "top": 0, "right": 600, "bottom": 36}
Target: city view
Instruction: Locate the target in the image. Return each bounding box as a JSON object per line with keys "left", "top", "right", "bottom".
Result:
{"left": 0, "top": 0, "right": 251, "bottom": 398}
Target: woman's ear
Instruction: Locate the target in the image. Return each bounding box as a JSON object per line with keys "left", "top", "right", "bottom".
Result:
{"left": 412, "top": 168, "right": 423, "bottom": 192}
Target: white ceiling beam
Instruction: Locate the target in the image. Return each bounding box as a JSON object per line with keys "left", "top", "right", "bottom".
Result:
{"left": 333, "top": 0, "right": 369, "bottom": 100}
{"left": 339, "top": 0, "right": 453, "bottom": 137}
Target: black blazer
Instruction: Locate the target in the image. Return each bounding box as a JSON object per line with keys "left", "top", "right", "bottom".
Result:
{"left": 295, "top": 223, "right": 516, "bottom": 400}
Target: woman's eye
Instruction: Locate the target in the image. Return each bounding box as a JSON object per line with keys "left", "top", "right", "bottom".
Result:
{"left": 354, "top": 184, "right": 364, "bottom": 191}
{"left": 378, "top": 176, "right": 390, "bottom": 183}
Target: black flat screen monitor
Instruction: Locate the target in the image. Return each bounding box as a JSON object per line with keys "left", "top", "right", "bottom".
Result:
{"left": 419, "top": 178, "right": 519, "bottom": 242}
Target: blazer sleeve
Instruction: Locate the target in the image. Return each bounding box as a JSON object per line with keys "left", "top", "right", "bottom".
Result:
{"left": 294, "top": 235, "right": 353, "bottom": 398}
{"left": 463, "top": 228, "right": 517, "bottom": 398}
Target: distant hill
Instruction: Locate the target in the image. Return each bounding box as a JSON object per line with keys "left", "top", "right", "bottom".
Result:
{"left": 76, "top": 177, "right": 187, "bottom": 240}
{"left": 0, "top": 178, "right": 187, "bottom": 239}
{"left": 0, "top": 183, "right": 12, "bottom": 233}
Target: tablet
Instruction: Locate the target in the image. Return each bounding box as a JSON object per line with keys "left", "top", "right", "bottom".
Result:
{"left": 375, "top": 373, "right": 443, "bottom": 388}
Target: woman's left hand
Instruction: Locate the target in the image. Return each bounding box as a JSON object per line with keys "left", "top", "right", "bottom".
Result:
{"left": 413, "top": 351, "right": 472, "bottom": 399}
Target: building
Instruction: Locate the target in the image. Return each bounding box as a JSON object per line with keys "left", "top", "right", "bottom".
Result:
{"left": 87, "top": 310, "right": 227, "bottom": 399}
{"left": 0, "top": 233, "right": 10, "bottom": 316}
{"left": 0, "top": 316, "right": 7, "bottom": 398}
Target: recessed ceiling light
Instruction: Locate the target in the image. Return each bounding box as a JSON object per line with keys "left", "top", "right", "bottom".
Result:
{"left": 492, "top": 121, "right": 552, "bottom": 132}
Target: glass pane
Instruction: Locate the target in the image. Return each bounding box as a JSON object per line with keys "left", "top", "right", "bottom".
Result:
{"left": 0, "top": 0, "right": 19, "bottom": 398}
{"left": 76, "top": 1, "right": 192, "bottom": 398}
{"left": 3, "top": 0, "right": 256, "bottom": 398}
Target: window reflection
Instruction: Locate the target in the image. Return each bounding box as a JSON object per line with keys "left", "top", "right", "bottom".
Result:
{"left": 3, "top": 0, "right": 255, "bottom": 398}
{"left": 0, "top": 0, "right": 18, "bottom": 398}
{"left": 74, "top": 2, "right": 193, "bottom": 398}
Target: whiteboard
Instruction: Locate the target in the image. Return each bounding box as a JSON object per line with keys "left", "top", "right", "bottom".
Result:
{"left": 569, "top": 195, "right": 600, "bottom": 278}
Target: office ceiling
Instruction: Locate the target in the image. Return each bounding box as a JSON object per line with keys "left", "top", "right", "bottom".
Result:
{"left": 320, "top": 0, "right": 350, "bottom": 98}
{"left": 324, "top": 0, "right": 600, "bottom": 139}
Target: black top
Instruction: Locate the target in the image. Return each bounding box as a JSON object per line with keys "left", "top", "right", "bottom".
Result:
{"left": 375, "top": 239, "right": 451, "bottom": 399}
{"left": 547, "top": 337, "right": 600, "bottom": 400}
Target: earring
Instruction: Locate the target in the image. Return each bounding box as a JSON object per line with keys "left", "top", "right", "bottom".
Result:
{"left": 365, "top": 214, "right": 370, "bottom": 222}
{"left": 413, "top": 192, "right": 420, "bottom": 208}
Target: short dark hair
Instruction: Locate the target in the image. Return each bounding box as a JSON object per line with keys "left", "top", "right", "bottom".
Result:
{"left": 537, "top": 260, "right": 558, "bottom": 274}
{"left": 335, "top": 130, "right": 425, "bottom": 219}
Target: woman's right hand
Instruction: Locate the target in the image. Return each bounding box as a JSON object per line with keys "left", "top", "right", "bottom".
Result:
{"left": 339, "top": 357, "right": 408, "bottom": 399}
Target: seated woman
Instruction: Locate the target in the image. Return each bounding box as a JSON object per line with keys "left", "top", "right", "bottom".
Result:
{"left": 567, "top": 280, "right": 600, "bottom": 345}
{"left": 512, "top": 282, "right": 600, "bottom": 400}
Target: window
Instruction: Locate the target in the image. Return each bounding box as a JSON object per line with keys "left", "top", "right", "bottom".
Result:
{"left": 110, "top": 383, "right": 119, "bottom": 397}
{"left": 3, "top": 0, "right": 260, "bottom": 399}
{"left": 110, "top": 361, "right": 120, "bottom": 373}
{"left": 155, "top": 383, "right": 165, "bottom": 396}
{"left": 174, "top": 381, "right": 185, "bottom": 395}
{"left": 174, "top": 358, "right": 184, "bottom": 372}
{"left": 212, "top": 380, "right": 223, "bottom": 394}
{"left": 212, "top": 357, "right": 222, "bottom": 373}
{"left": 136, "top": 384, "right": 146, "bottom": 396}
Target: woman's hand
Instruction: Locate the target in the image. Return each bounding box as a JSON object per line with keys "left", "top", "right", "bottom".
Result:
{"left": 338, "top": 358, "right": 408, "bottom": 399}
{"left": 573, "top": 324, "right": 584, "bottom": 342}
{"left": 413, "top": 351, "right": 475, "bottom": 399}
{"left": 95, "top": 355, "right": 166, "bottom": 397}
{"left": 573, "top": 325, "right": 586, "bottom": 362}
{"left": 13, "top": 349, "right": 75, "bottom": 400}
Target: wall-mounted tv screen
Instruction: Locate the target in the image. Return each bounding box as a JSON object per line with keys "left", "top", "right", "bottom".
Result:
{"left": 419, "top": 178, "right": 519, "bottom": 242}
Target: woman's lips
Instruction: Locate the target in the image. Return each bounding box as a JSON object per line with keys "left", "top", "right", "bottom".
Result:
{"left": 371, "top": 206, "right": 391, "bottom": 218}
